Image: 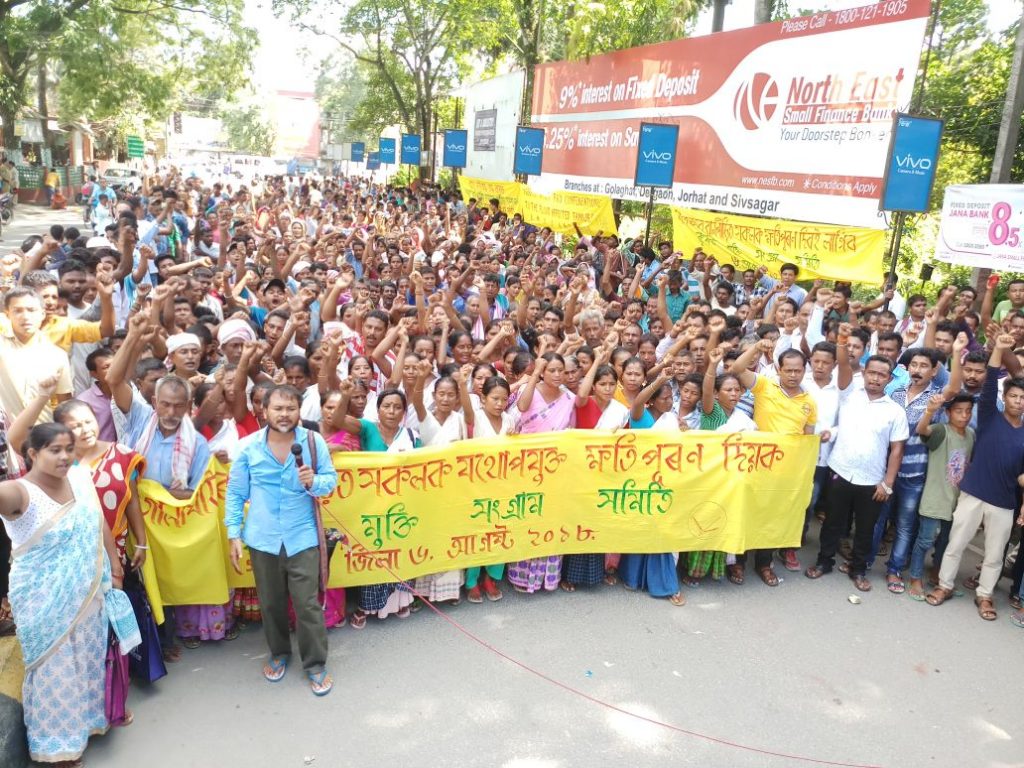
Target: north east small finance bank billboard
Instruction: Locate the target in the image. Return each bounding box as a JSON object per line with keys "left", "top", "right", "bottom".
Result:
{"left": 529, "top": 0, "right": 932, "bottom": 228}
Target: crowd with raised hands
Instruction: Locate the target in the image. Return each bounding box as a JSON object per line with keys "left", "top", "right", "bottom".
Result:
{"left": 1, "top": 168, "right": 1024, "bottom": 764}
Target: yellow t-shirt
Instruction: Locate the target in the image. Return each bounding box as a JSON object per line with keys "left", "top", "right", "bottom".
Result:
{"left": 750, "top": 374, "right": 817, "bottom": 435}
{"left": 44, "top": 171, "right": 60, "bottom": 187}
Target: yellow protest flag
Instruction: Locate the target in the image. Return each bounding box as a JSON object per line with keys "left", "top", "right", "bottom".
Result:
{"left": 138, "top": 459, "right": 233, "bottom": 615}
{"left": 143, "top": 432, "right": 816, "bottom": 600}
{"left": 460, "top": 176, "right": 617, "bottom": 236}
{"left": 670, "top": 206, "right": 886, "bottom": 283}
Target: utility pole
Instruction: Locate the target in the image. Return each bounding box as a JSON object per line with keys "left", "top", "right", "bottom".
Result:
{"left": 974, "top": 9, "right": 1024, "bottom": 305}
{"left": 712, "top": 0, "right": 729, "bottom": 32}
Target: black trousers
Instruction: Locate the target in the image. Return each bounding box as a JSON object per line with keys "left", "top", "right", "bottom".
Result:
{"left": 817, "top": 474, "right": 882, "bottom": 578}
{"left": 0, "top": 524, "right": 10, "bottom": 600}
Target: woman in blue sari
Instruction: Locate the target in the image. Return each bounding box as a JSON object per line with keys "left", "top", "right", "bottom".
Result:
{"left": 0, "top": 424, "right": 127, "bottom": 766}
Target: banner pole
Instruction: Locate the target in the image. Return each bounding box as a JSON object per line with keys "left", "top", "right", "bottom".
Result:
{"left": 644, "top": 186, "right": 655, "bottom": 246}
{"left": 884, "top": 211, "right": 905, "bottom": 311}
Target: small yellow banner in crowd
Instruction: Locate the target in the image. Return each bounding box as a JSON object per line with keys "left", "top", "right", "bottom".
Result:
{"left": 139, "top": 432, "right": 816, "bottom": 603}
{"left": 670, "top": 206, "right": 886, "bottom": 284}
{"left": 459, "top": 176, "right": 617, "bottom": 236}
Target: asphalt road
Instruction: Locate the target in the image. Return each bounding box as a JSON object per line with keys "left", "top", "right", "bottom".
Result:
{"left": 0, "top": 201, "right": 86, "bottom": 248}
{"left": 83, "top": 539, "right": 1021, "bottom": 768}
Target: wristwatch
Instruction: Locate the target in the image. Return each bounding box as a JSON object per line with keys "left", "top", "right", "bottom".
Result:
{"left": 881, "top": 483, "right": 893, "bottom": 495}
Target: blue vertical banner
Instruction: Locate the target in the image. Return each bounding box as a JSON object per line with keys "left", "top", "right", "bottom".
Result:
{"left": 400, "top": 134, "right": 422, "bottom": 165}
{"left": 513, "top": 126, "right": 545, "bottom": 176}
{"left": 634, "top": 123, "right": 679, "bottom": 188}
{"left": 367, "top": 151, "right": 381, "bottom": 171}
{"left": 443, "top": 129, "right": 468, "bottom": 168}
{"left": 351, "top": 142, "right": 365, "bottom": 163}
{"left": 378, "top": 138, "right": 396, "bottom": 165}
{"left": 879, "top": 114, "right": 943, "bottom": 213}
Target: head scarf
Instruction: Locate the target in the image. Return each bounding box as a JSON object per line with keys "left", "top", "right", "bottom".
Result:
{"left": 166, "top": 333, "right": 201, "bottom": 355}
{"left": 217, "top": 318, "right": 257, "bottom": 347}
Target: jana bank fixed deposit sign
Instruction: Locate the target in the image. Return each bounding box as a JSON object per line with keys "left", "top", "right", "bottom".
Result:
{"left": 529, "top": 0, "right": 932, "bottom": 228}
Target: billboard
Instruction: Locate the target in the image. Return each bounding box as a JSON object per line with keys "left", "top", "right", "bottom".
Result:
{"left": 529, "top": 0, "right": 931, "bottom": 228}
{"left": 879, "top": 114, "right": 942, "bottom": 213}
{"left": 400, "top": 134, "right": 422, "bottom": 165}
{"left": 367, "top": 152, "right": 380, "bottom": 170}
{"left": 936, "top": 185, "right": 1024, "bottom": 272}
{"left": 379, "top": 137, "right": 396, "bottom": 164}
{"left": 474, "top": 109, "right": 497, "bottom": 151}
{"left": 635, "top": 123, "right": 679, "bottom": 188}
{"left": 351, "top": 142, "right": 365, "bottom": 163}
{"left": 443, "top": 129, "right": 468, "bottom": 168}
{"left": 464, "top": 70, "right": 526, "bottom": 181}
{"left": 513, "top": 127, "right": 545, "bottom": 176}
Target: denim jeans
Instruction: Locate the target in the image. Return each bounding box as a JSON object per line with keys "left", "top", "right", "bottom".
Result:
{"left": 907, "top": 516, "right": 951, "bottom": 580}
{"left": 870, "top": 473, "right": 925, "bottom": 575}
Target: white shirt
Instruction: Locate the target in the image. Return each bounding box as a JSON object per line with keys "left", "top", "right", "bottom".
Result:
{"left": 828, "top": 387, "right": 909, "bottom": 485}
{"left": 802, "top": 372, "right": 840, "bottom": 467}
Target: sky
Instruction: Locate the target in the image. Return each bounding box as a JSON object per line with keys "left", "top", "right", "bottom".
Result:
{"left": 245, "top": 0, "right": 1024, "bottom": 94}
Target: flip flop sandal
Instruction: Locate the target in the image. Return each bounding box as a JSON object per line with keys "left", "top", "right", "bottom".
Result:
{"left": 560, "top": 581, "right": 577, "bottom": 593}
{"left": 396, "top": 606, "right": 411, "bottom": 619}
{"left": 727, "top": 566, "right": 745, "bottom": 585}
{"left": 263, "top": 655, "right": 288, "bottom": 683}
{"left": 308, "top": 669, "right": 334, "bottom": 696}
{"left": 975, "top": 597, "right": 997, "bottom": 621}
{"left": 1010, "top": 611, "right": 1024, "bottom": 628}
{"left": 925, "top": 587, "right": 953, "bottom": 606}
{"left": 804, "top": 565, "right": 828, "bottom": 579}
{"left": 669, "top": 592, "right": 686, "bottom": 606}
{"left": 886, "top": 577, "right": 906, "bottom": 594}
{"left": 853, "top": 576, "right": 872, "bottom": 592}
{"left": 838, "top": 562, "right": 851, "bottom": 575}
{"left": 1009, "top": 595, "right": 1022, "bottom": 610}
{"left": 349, "top": 610, "right": 367, "bottom": 630}
{"left": 758, "top": 567, "right": 780, "bottom": 587}
{"left": 182, "top": 637, "right": 201, "bottom": 650}
{"left": 908, "top": 590, "right": 926, "bottom": 601}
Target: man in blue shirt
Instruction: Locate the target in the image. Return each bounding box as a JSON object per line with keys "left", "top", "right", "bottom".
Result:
{"left": 225, "top": 385, "right": 337, "bottom": 695}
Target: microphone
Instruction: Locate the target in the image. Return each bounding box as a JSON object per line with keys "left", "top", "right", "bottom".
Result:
{"left": 291, "top": 443, "right": 304, "bottom": 468}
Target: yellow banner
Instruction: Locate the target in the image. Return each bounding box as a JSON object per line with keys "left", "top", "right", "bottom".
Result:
{"left": 139, "top": 460, "right": 234, "bottom": 620}
{"left": 459, "top": 176, "right": 617, "bottom": 236}
{"left": 139, "top": 433, "right": 816, "bottom": 597}
{"left": 670, "top": 206, "right": 886, "bottom": 283}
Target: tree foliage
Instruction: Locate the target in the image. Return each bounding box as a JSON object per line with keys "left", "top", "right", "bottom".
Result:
{"left": 220, "top": 102, "right": 276, "bottom": 156}
{"left": 0, "top": 0, "right": 255, "bottom": 147}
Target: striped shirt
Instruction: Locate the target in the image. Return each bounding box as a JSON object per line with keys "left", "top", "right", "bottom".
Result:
{"left": 890, "top": 381, "right": 941, "bottom": 478}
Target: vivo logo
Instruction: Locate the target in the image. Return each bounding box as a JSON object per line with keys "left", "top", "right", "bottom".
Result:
{"left": 446, "top": 144, "right": 465, "bottom": 152}
{"left": 518, "top": 146, "right": 541, "bottom": 155}
{"left": 643, "top": 150, "right": 673, "bottom": 163}
{"left": 895, "top": 154, "right": 932, "bottom": 170}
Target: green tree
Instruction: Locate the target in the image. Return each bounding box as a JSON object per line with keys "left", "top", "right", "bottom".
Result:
{"left": 277, "top": 0, "right": 500, "bottom": 171}
{"left": 0, "top": 0, "right": 255, "bottom": 149}
{"left": 220, "top": 103, "right": 276, "bottom": 156}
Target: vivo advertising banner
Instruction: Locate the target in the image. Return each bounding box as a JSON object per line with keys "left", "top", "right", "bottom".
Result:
{"left": 513, "top": 127, "right": 545, "bottom": 176}
{"left": 378, "top": 138, "right": 396, "bottom": 165}
{"left": 351, "top": 142, "right": 365, "bottom": 163}
{"left": 635, "top": 123, "right": 679, "bottom": 188}
{"left": 529, "top": 0, "right": 931, "bottom": 228}
{"left": 401, "top": 134, "right": 422, "bottom": 166}
{"left": 879, "top": 114, "right": 942, "bottom": 212}
{"left": 936, "top": 185, "right": 1024, "bottom": 272}
{"left": 443, "top": 129, "right": 468, "bottom": 168}
{"left": 367, "top": 151, "right": 381, "bottom": 171}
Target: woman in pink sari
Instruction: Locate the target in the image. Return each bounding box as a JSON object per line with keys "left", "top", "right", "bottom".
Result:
{"left": 507, "top": 352, "right": 576, "bottom": 593}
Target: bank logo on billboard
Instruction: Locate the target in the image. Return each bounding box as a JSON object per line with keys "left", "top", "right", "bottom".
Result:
{"left": 733, "top": 73, "right": 779, "bottom": 131}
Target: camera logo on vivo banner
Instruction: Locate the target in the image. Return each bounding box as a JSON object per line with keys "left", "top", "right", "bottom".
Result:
{"left": 733, "top": 73, "right": 779, "bottom": 131}
{"left": 518, "top": 146, "right": 542, "bottom": 155}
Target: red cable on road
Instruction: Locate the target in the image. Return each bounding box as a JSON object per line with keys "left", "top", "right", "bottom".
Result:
{"left": 333, "top": 520, "right": 883, "bottom": 768}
